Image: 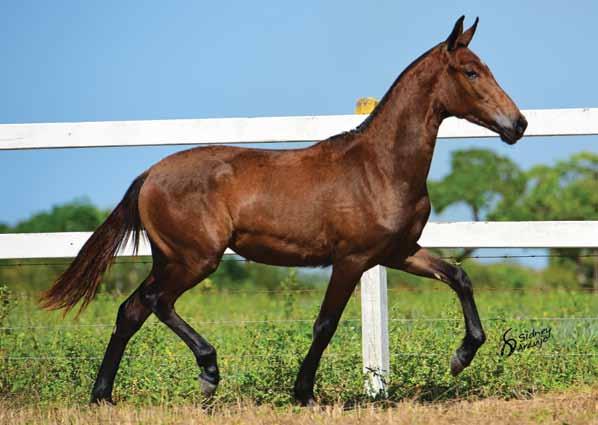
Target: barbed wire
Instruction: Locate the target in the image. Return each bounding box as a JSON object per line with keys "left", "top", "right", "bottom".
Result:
{"left": 1, "top": 253, "right": 597, "bottom": 295}
{"left": 1, "top": 315, "right": 596, "bottom": 331}
{"left": 1, "top": 252, "right": 598, "bottom": 269}
{"left": 3, "top": 350, "right": 596, "bottom": 362}
{"left": 442, "top": 253, "right": 598, "bottom": 261}
{"left": 3, "top": 285, "right": 598, "bottom": 297}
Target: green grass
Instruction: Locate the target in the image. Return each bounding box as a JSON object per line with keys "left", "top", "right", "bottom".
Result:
{"left": 1, "top": 282, "right": 596, "bottom": 407}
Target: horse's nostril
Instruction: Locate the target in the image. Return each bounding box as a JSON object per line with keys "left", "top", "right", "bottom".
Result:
{"left": 515, "top": 115, "right": 528, "bottom": 135}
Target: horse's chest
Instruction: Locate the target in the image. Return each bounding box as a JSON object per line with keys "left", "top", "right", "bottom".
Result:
{"left": 376, "top": 195, "right": 431, "bottom": 244}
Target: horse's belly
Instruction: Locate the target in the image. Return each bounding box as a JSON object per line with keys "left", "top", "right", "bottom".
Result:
{"left": 229, "top": 231, "right": 332, "bottom": 267}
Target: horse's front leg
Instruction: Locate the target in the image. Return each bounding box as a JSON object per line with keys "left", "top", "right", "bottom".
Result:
{"left": 383, "top": 245, "right": 486, "bottom": 375}
{"left": 293, "top": 259, "right": 364, "bottom": 406}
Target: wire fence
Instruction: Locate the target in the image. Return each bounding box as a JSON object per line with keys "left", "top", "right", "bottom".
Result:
{"left": 3, "top": 349, "right": 597, "bottom": 362}
{"left": 2, "top": 284, "right": 597, "bottom": 297}
{"left": 1, "top": 315, "right": 597, "bottom": 332}
{"left": 1, "top": 252, "right": 598, "bottom": 268}
{"left": 4, "top": 313, "right": 592, "bottom": 327}
{"left": 1, "top": 252, "right": 596, "bottom": 368}
{"left": 2, "top": 249, "right": 597, "bottom": 299}
{"left": 2, "top": 287, "right": 596, "bottom": 300}
{"left": 2, "top": 253, "right": 598, "bottom": 295}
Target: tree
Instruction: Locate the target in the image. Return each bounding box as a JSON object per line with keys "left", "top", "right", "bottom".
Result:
{"left": 428, "top": 149, "right": 526, "bottom": 260}
{"left": 491, "top": 152, "right": 598, "bottom": 290}
{"left": 12, "top": 198, "right": 109, "bottom": 233}
{"left": 490, "top": 152, "right": 598, "bottom": 221}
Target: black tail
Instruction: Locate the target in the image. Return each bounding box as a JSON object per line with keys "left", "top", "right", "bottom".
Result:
{"left": 40, "top": 172, "right": 148, "bottom": 316}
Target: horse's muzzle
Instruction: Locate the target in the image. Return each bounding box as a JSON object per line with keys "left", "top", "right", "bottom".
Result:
{"left": 500, "top": 114, "right": 528, "bottom": 145}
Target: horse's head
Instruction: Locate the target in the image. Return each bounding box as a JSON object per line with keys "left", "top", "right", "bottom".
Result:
{"left": 438, "top": 16, "right": 527, "bottom": 144}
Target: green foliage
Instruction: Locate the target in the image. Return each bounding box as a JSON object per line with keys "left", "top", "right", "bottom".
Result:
{"left": 11, "top": 198, "right": 109, "bottom": 233}
{"left": 458, "top": 261, "right": 539, "bottom": 290}
{"left": 0, "top": 289, "right": 595, "bottom": 407}
{"left": 491, "top": 152, "right": 598, "bottom": 221}
{"left": 541, "top": 263, "right": 580, "bottom": 289}
{"left": 490, "top": 152, "right": 598, "bottom": 290}
{"left": 429, "top": 149, "right": 525, "bottom": 221}
{"left": 280, "top": 269, "right": 300, "bottom": 317}
{"left": 219, "top": 262, "right": 313, "bottom": 292}
{"left": 0, "top": 284, "right": 13, "bottom": 326}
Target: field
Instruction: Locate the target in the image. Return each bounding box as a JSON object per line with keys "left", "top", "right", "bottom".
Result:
{"left": 2, "top": 388, "right": 597, "bottom": 425}
{"left": 1, "top": 272, "right": 596, "bottom": 410}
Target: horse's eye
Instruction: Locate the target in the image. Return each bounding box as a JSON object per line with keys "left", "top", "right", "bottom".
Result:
{"left": 465, "top": 70, "right": 479, "bottom": 80}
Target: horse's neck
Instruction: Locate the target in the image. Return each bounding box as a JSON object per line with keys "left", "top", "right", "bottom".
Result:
{"left": 358, "top": 51, "right": 445, "bottom": 186}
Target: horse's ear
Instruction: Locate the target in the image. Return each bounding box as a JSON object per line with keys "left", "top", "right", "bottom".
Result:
{"left": 446, "top": 15, "right": 465, "bottom": 51}
{"left": 457, "top": 17, "right": 479, "bottom": 48}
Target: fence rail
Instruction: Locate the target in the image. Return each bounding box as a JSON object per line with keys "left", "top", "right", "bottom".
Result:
{"left": 1, "top": 221, "right": 597, "bottom": 260}
{"left": 1, "top": 108, "right": 597, "bottom": 150}
{"left": 2, "top": 107, "right": 597, "bottom": 396}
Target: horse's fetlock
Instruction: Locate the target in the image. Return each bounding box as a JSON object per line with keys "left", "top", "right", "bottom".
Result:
{"left": 200, "top": 345, "right": 217, "bottom": 358}
{"left": 293, "top": 379, "right": 314, "bottom": 404}
{"left": 197, "top": 346, "right": 217, "bottom": 367}
{"left": 465, "top": 330, "right": 486, "bottom": 348}
{"left": 204, "top": 364, "right": 220, "bottom": 380}
{"left": 473, "top": 330, "right": 486, "bottom": 346}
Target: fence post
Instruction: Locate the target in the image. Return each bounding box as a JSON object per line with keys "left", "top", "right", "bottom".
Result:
{"left": 360, "top": 265, "right": 390, "bottom": 397}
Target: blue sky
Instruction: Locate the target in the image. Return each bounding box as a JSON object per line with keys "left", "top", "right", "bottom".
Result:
{"left": 1, "top": 1, "right": 596, "bottom": 226}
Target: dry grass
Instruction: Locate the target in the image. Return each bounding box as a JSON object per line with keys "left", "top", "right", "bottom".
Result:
{"left": 1, "top": 387, "right": 597, "bottom": 425}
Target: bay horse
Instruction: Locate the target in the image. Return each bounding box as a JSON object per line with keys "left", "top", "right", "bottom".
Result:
{"left": 41, "top": 16, "right": 527, "bottom": 406}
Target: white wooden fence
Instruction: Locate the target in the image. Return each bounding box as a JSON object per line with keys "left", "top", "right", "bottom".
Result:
{"left": 2, "top": 107, "right": 598, "bottom": 396}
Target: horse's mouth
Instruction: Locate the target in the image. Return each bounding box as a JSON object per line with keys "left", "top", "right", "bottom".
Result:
{"left": 499, "top": 129, "right": 521, "bottom": 145}
{"left": 498, "top": 115, "right": 527, "bottom": 145}
{"left": 466, "top": 115, "right": 524, "bottom": 145}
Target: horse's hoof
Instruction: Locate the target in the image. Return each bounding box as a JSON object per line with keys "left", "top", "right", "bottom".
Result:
{"left": 294, "top": 391, "right": 317, "bottom": 407}
{"left": 304, "top": 397, "right": 317, "bottom": 407}
{"left": 297, "top": 396, "right": 317, "bottom": 407}
{"left": 199, "top": 374, "right": 218, "bottom": 398}
{"left": 450, "top": 353, "right": 465, "bottom": 376}
{"left": 90, "top": 396, "right": 116, "bottom": 406}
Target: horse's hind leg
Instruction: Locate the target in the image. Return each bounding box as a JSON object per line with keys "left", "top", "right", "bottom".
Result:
{"left": 91, "top": 275, "right": 153, "bottom": 404}
{"left": 139, "top": 257, "right": 222, "bottom": 396}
